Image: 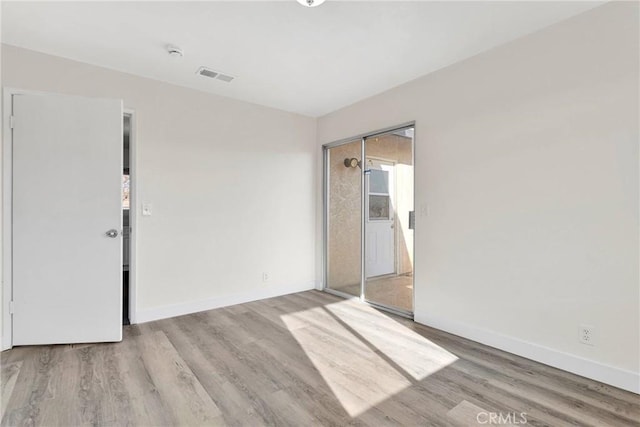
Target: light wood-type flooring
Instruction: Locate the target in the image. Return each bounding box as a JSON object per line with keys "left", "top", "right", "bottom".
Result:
{"left": 2, "top": 290, "right": 639, "bottom": 426}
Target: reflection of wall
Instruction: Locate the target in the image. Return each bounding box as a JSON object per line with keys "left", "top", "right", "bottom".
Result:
{"left": 366, "top": 134, "right": 412, "bottom": 164}
{"left": 328, "top": 134, "right": 413, "bottom": 292}
{"left": 395, "top": 163, "right": 414, "bottom": 274}
{"left": 328, "top": 142, "right": 361, "bottom": 290}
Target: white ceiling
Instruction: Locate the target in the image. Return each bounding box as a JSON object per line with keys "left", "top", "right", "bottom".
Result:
{"left": 1, "top": 1, "right": 603, "bottom": 117}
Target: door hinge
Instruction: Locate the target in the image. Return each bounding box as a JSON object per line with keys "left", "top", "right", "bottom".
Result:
{"left": 9, "top": 301, "right": 15, "bottom": 314}
{"left": 10, "top": 115, "right": 15, "bottom": 129}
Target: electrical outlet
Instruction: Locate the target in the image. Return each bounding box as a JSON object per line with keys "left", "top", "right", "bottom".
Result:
{"left": 262, "top": 272, "right": 269, "bottom": 283}
{"left": 579, "top": 325, "right": 595, "bottom": 346}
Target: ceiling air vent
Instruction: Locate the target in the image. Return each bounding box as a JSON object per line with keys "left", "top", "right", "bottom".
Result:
{"left": 196, "top": 66, "right": 235, "bottom": 83}
{"left": 216, "top": 73, "right": 235, "bottom": 83}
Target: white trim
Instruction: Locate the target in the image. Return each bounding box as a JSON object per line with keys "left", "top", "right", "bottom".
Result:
{"left": 123, "top": 109, "right": 138, "bottom": 324}
{"left": 2, "top": 88, "right": 20, "bottom": 351}
{"left": 414, "top": 313, "right": 640, "bottom": 394}
{"left": 136, "top": 281, "right": 316, "bottom": 324}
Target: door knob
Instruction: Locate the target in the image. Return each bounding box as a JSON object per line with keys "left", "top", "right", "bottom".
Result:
{"left": 105, "top": 229, "right": 119, "bottom": 238}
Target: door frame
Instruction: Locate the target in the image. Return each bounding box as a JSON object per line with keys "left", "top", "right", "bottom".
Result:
{"left": 123, "top": 109, "right": 138, "bottom": 325}
{"left": 322, "top": 121, "right": 415, "bottom": 318}
{"left": 1, "top": 88, "right": 138, "bottom": 350}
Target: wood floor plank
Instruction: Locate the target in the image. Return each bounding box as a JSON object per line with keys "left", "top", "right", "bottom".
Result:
{"left": 134, "top": 330, "right": 224, "bottom": 426}
{"left": 2, "top": 290, "right": 638, "bottom": 427}
{"left": 1, "top": 345, "right": 60, "bottom": 426}
{"left": 446, "top": 400, "right": 512, "bottom": 427}
{"left": 159, "top": 316, "right": 268, "bottom": 426}
{"left": 115, "top": 333, "right": 177, "bottom": 426}
{"left": 36, "top": 345, "right": 91, "bottom": 427}
{"left": 171, "top": 314, "right": 289, "bottom": 425}
{"left": 0, "top": 361, "right": 22, "bottom": 416}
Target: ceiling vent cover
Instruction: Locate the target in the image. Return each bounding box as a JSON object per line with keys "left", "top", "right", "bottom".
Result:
{"left": 216, "top": 73, "right": 235, "bottom": 83}
{"left": 197, "top": 66, "right": 235, "bottom": 83}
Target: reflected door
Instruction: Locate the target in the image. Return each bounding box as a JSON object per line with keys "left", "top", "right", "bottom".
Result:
{"left": 366, "top": 160, "right": 396, "bottom": 278}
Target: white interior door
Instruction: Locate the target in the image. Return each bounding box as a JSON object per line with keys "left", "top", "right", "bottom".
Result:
{"left": 365, "top": 159, "right": 396, "bottom": 278}
{"left": 12, "top": 92, "right": 123, "bottom": 345}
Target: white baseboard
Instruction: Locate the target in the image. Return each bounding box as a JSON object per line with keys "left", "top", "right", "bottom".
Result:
{"left": 135, "top": 281, "right": 316, "bottom": 324}
{"left": 414, "top": 313, "right": 640, "bottom": 395}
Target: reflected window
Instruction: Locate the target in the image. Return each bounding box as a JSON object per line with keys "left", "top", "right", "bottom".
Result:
{"left": 369, "top": 195, "right": 390, "bottom": 220}
{"left": 369, "top": 169, "right": 389, "bottom": 194}
{"left": 368, "top": 167, "right": 390, "bottom": 220}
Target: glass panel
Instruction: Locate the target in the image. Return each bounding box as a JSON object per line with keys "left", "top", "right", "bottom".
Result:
{"left": 364, "top": 128, "right": 414, "bottom": 312}
{"left": 369, "top": 195, "right": 390, "bottom": 220}
{"left": 369, "top": 169, "right": 389, "bottom": 194}
{"left": 326, "top": 140, "right": 362, "bottom": 297}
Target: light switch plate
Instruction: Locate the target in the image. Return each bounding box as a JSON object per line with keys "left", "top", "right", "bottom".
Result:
{"left": 142, "top": 202, "right": 152, "bottom": 216}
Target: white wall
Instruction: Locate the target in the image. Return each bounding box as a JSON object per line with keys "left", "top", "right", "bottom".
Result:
{"left": 317, "top": 2, "right": 639, "bottom": 392}
{"left": 1, "top": 44, "right": 318, "bottom": 328}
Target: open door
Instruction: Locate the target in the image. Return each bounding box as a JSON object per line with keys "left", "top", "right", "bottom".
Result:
{"left": 11, "top": 92, "right": 123, "bottom": 345}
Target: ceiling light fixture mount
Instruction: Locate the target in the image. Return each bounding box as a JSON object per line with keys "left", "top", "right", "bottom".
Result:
{"left": 297, "top": 0, "right": 326, "bottom": 7}
{"left": 166, "top": 44, "right": 184, "bottom": 58}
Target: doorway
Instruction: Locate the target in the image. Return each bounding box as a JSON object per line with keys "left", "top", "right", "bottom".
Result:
{"left": 122, "top": 113, "right": 132, "bottom": 325}
{"left": 324, "top": 125, "right": 415, "bottom": 316}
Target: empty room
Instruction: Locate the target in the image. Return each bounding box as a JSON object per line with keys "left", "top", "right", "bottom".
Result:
{"left": 1, "top": 1, "right": 638, "bottom": 426}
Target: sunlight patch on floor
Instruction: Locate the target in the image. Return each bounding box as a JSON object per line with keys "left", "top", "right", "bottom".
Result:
{"left": 280, "top": 299, "right": 458, "bottom": 417}
{"left": 325, "top": 301, "right": 458, "bottom": 381}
